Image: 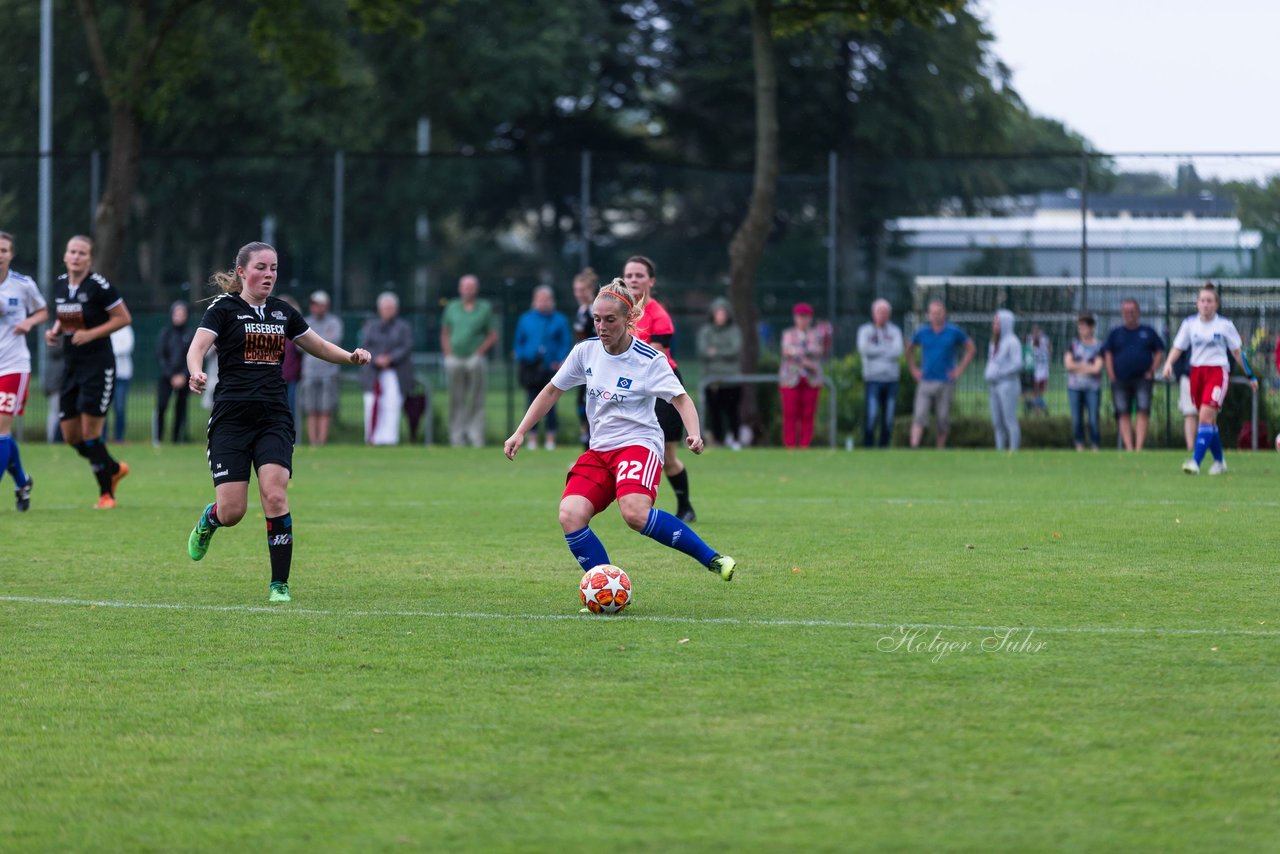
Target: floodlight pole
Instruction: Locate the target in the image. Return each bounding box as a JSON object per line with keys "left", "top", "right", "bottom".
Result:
{"left": 827, "top": 150, "right": 837, "bottom": 324}
{"left": 415, "top": 117, "right": 430, "bottom": 307}
{"left": 90, "top": 149, "right": 101, "bottom": 223}
{"left": 333, "top": 150, "right": 345, "bottom": 313}
{"left": 579, "top": 150, "right": 591, "bottom": 270}
{"left": 1079, "top": 147, "right": 1089, "bottom": 309}
{"left": 36, "top": 0, "right": 53, "bottom": 386}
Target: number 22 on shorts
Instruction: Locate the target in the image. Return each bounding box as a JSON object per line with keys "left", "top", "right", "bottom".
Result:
{"left": 616, "top": 459, "right": 644, "bottom": 482}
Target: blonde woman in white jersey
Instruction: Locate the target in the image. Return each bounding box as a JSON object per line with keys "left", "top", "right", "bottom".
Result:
{"left": 1160, "top": 282, "right": 1257, "bottom": 475}
{"left": 0, "top": 231, "right": 47, "bottom": 511}
{"left": 505, "top": 279, "right": 736, "bottom": 588}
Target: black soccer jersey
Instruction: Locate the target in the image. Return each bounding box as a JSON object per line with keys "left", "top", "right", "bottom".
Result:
{"left": 199, "top": 292, "right": 311, "bottom": 404}
{"left": 573, "top": 303, "right": 592, "bottom": 342}
{"left": 53, "top": 272, "right": 123, "bottom": 365}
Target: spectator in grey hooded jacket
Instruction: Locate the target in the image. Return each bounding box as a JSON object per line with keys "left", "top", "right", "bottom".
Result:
{"left": 984, "top": 309, "right": 1022, "bottom": 451}
{"left": 856, "top": 298, "right": 904, "bottom": 448}
{"left": 697, "top": 298, "right": 743, "bottom": 449}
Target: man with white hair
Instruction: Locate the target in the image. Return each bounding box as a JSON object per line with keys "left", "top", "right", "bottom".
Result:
{"left": 856, "top": 298, "right": 904, "bottom": 448}
{"left": 359, "top": 291, "right": 413, "bottom": 445}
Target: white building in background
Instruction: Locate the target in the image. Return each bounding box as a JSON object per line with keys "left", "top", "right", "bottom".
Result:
{"left": 886, "top": 192, "right": 1262, "bottom": 280}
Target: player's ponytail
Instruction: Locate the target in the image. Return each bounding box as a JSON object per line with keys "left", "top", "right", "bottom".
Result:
{"left": 209, "top": 241, "right": 276, "bottom": 295}
{"left": 597, "top": 278, "right": 641, "bottom": 329}
{"left": 209, "top": 269, "right": 241, "bottom": 294}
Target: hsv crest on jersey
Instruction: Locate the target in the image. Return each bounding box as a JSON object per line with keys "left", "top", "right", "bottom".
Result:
{"left": 617, "top": 377, "right": 633, "bottom": 389}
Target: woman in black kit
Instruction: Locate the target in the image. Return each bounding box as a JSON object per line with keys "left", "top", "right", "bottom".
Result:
{"left": 184, "top": 242, "right": 370, "bottom": 603}
{"left": 43, "top": 235, "right": 132, "bottom": 509}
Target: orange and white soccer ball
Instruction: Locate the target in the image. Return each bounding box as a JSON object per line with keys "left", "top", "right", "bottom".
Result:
{"left": 580, "top": 565, "right": 632, "bottom": 614}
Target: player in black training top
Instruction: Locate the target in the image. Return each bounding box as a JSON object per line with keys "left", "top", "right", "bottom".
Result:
{"left": 43, "top": 235, "right": 132, "bottom": 508}
{"left": 184, "top": 242, "right": 370, "bottom": 603}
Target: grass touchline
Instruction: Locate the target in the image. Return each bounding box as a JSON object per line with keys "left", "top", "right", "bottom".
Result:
{"left": 4, "top": 596, "right": 1277, "bottom": 638}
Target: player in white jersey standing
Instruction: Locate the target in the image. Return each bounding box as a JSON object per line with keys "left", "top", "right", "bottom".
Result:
{"left": 1160, "top": 282, "right": 1256, "bottom": 475}
{"left": 0, "top": 231, "right": 48, "bottom": 511}
{"left": 504, "top": 279, "right": 736, "bottom": 587}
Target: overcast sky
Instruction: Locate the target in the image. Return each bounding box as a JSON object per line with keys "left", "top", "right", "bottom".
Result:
{"left": 981, "top": 0, "right": 1280, "bottom": 180}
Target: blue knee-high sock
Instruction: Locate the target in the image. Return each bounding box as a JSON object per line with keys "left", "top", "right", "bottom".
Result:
{"left": 1194, "top": 425, "right": 1213, "bottom": 466}
{"left": 5, "top": 434, "right": 27, "bottom": 486}
{"left": 565, "top": 526, "right": 611, "bottom": 571}
{"left": 641, "top": 508, "right": 717, "bottom": 567}
{"left": 0, "top": 435, "right": 11, "bottom": 486}
{"left": 1209, "top": 425, "right": 1224, "bottom": 463}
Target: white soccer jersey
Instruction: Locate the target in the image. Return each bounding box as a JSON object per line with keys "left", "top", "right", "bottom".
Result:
{"left": 0, "top": 270, "right": 46, "bottom": 374}
{"left": 1172, "top": 314, "right": 1241, "bottom": 368}
{"left": 551, "top": 336, "right": 687, "bottom": 459}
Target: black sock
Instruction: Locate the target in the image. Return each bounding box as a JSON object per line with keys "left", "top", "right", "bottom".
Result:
{"left": 266, "top": 513, "right": 293, "bottom": 584}
{"left": 667, "top": 469, "right": 691, "bottom": 512}
{"left": 80, "top": 438, "right": 118, "bottom": 495}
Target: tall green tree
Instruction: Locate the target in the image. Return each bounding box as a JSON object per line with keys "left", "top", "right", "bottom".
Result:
{"left": 1228, "top": 177, "right": 1280, "bottom": 277}
{"left": 73, "top": 0, "right": 423, "bottom": 282}
{"left": 652, "top": 0, "right": 1100, "bottom": 323}
{"left": 354, "top": 0, "right": 665, "bottom": 280}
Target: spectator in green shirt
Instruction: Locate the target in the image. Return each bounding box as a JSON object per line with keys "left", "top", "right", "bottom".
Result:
{"left": 441, "top": 274, "right": 498, "bottom": 446}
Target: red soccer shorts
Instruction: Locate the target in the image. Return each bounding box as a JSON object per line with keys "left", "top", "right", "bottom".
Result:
{"left": 563, "top": 445, "right": 664, "bottom": 514}
{"left": 0, "top": 373, "right": 31, "bottom": 416}
{"left": 1189, "top": 364, "right": 1229, "bottom": 410}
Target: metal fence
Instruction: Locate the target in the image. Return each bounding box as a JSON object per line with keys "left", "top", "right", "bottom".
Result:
{"left": 5, "top": 149, "right": 1280, "bottom": 444}
{"left": 908, "top": 276, "right": 1280, "bottom": 447}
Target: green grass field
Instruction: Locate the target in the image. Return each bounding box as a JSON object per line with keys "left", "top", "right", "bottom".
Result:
{"left": 3, "top": 443, "right": 1277, "bottom": 851}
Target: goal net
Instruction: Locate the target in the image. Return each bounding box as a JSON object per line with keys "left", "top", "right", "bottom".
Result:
{"left": 908, "top": 276, "right": 1280, "bottom": 431}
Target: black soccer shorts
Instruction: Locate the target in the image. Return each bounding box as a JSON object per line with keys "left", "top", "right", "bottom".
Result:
{"left": 654, "top": 366, "right": 686, "bottom": 443}
{"left": 59, "top": 360, "right": 116, "bottom": 419}
{"left": 206, "top": 400, "right": 296, "bottom": 485}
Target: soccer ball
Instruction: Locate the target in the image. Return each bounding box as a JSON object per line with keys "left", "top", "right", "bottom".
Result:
{"left": 1275, "top": 431, "right": 1280, "bottom": 451}
{"left": 579, "top": 565, "right": 632, "bottom": 615}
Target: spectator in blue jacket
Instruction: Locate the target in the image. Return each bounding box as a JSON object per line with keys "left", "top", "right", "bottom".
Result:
{"left": 515, "top": 285, "right": 572, "bottom": 450}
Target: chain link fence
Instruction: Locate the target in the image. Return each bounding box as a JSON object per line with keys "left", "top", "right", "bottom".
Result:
{"left": 3, "top": 149, "right": 1279, "bottom": 444}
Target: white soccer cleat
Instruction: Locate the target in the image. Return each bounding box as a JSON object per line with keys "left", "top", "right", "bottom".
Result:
{"left": 1208, "top": 460, "right": 1228, "bottom": 476}
{"left": 1181, "top": 459, "right": 1200, "bottom": 475}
